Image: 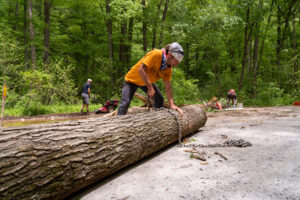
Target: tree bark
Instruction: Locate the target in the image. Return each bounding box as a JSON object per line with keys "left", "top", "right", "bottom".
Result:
{"left": 276, "top": 5, "right": 282, "bottom": 74}
{"left": 43, "top": 0, "right": 51, "bottom": 64}
{"left": 292, "top": 11, "right": 297, "bottom": 87}
{"left": 239, "top": 7, "right": 250, "bottom": 91}
{"left": 252, "top": 35, "right": 259, "bottom": 88}
{"left": 106, "top": 0, "right": 114, "bottom": 76}
{"left": 258, "top": 0, "right": 274, "bottom": 77}
{"left": 185, "top": 43, "right": 190, "bottom": 78}
{"left": 210, "top": 58, "right": 222, "bottom": 96}
{"left": 159, "top": 0, "right": 169, "bottom": 47}
{"left": 0, "top": 105, "right": 207, "bottom": 200}
{"left": 151, "top": 0, "right": 163, "bottom": 49}
{"left": 13, "top": 1, "right": 19, "bottom": 31}
{"left": 126, "top": 16, "right": 134, "bottom": 67}
{"left": 134, "top": 92, "right": 169, "bottom": 108}
{"left": 247, "top": 32, "right": 253, "bottom": 76}
{"left": 142, "top": 0, "right": 147, "bottom": 52}
{"left": 27, "top": 0, "right": 36, "bottom": 67}
{"left": 119, "top": 17, "right": 127, "bottom": 64}
{"left": 23, "top": 0, "right": 29, "bottom": 68}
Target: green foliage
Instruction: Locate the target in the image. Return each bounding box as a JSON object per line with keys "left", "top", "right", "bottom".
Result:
{"left": 0, "top": 0, "right": 299, "bottom": 118}
{"left": 171, "top": 68, "right": 201, "bottom": 105}
{"left": 22, "top": 103, "right": 50, "bottom": 116}
{"left": 5, "top": 103, "right": 103, "bottom": 117}
{"left": 17, "top": 61, "right": 77, "bottom": 106}
{"left": 243, "top": 81, "right": 298, "bottom": 106}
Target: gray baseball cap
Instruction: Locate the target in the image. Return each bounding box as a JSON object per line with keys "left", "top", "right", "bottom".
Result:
{"left": 87, "top": 79, "right": 92, "bottom": 82}
{"left": 169, "top": 42, "right": 184, "bottom": 62}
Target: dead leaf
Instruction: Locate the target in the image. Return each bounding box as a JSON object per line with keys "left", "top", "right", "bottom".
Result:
{"left": 221, "top": 134, "right": 228, "bottom": 139}
{"left": 193, "top": 154, "right": 206, "bottom": 161}
{"left": 200, "top": 162, "right": 209, "bottom": 165}
{"left": 184, "top": 149, "right": 198, "bottom": 153}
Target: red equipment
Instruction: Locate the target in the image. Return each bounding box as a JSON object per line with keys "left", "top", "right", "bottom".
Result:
{"left": 216, "top": 101, "right": 223, "bottom": 110}
{"left": 96, "top": 99, "right": 119, "bottom": 114}
{"left": 294, "top": 101, "right": 300, "bottom": 106}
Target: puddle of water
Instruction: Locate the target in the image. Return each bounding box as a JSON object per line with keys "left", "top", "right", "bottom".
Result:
{"left": 2, "top": 117, "right": 87, "bottom": 127}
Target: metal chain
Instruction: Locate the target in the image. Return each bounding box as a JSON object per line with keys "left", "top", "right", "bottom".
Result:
{"left": 155, "top": 107, "right": 182, "bottom": 145}
{"left": 179, "top": 139, "right": 252, "bottom": 148}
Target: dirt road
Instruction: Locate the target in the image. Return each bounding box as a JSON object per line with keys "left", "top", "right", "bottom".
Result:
{"left": 70, "top": 106, "right": 300, "bottom": 200}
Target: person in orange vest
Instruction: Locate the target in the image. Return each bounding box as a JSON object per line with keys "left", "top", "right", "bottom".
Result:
{"left": 117, "top": 42, "right": 184, "bottom": 115}
{"left": 227, "top": 89, "right": 237, "bottom": 108}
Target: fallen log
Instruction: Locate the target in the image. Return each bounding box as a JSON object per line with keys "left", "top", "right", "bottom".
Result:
{"left": 134, "top": 92, "right": 169, "bottom": 108}
{"left": 0, "top": 105, "right": 207, "bottom": 200}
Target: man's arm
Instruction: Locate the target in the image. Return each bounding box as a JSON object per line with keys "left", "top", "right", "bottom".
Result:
{"left": 164, "top": 81, "right": 183, "bottom": 115}
{"left": 88, "top": 88, "right": 90, "bottom": 98}
{"left": 138, "top": 64, "right": 155, "bottom": 98}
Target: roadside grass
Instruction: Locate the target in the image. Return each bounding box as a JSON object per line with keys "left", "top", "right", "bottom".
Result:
{"left": 3, "top": 95, "right": 297, "bottom": 117}
{"left": 4, "top": 103, "right": 103, "bottom": 117}
{"left": 4, "top": 99, "right": 146, "bottom": 117}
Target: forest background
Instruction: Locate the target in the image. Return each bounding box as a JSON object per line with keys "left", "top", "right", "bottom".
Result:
{"left": 0, "top": 0, "right": 299, "bottom": 116}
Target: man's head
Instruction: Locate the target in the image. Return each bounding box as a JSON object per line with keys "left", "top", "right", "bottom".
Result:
{"left": 166, "top": 42, "right": 184, "bottom": 68}
{"left": 87, "top": 79, "right": 92, "bottom": 84}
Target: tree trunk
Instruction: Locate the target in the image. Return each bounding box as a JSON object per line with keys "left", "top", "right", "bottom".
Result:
{"left": 0, "top": 105, "right": 207, "bottom": 200}
{"left": 292, "top": 11, "right": 297, "bottom": 87}
{"left": 23, "top": 0, "right": 29, "bottom": 68}
{"left": 126, "top": 16, "right": 134, "bottom": 67}
{"left": 252, "top": 0, "right": 262, "bottom": 92}
{"left": 194, "top": 47, "right": 200, "bottom": 77}
{"left": 185, "top": 43, "right": 190, "bottom": 78}
{"left": 258, "top": 0, "right": 274, "bottom": 79}
{"left": 119, "top": 18, "right": 127, "bottom": 64}
{"left": 13, "top": 1, "right": 19, "bottom": 31}
{"left": 151, "top": 0, "right": 163, "bottom": 49}
{"left": 134, "top": 92, "right": 169, "bottom": 108}
{"left": 239, "top": 7, "right": 250, "bottom": 91}
{"left": 159, "top": 0, "right": 169, "bottom": 47}
{"left": 276, "top": 5, "right": 282, "bottom": 75}
{"left": 247, "top": 32, "right": 253, "bottom": 76}
{"left": 252, "top": 35, "right": 259, "bottom": 91}
{"left": 27, "top": 0, "right": 36, "bottom": 67}
{"left": 43, "top": 0, "right": 50, "bottom": 64}
{"left": 106, "top": 0, "right": 114, "bottom": 76}
{"left": 229, "top": 48, "right": 236, "bottom": 72}
{"left": 210, "top": 58, "right": 222, "bottom": 96}
{"left": 142, "top": 0, "right": 147, "bottom": 52}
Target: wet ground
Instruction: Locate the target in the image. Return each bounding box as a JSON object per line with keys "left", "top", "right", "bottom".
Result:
{"left": 69, "top": 106, "right": 300, "bottom": 200}
{"left": 1, "top": 112, "right": 105, "bottom": 127}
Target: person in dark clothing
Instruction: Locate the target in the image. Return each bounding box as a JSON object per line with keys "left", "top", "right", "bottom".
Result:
{"left": 81, "top": 79, "right": 92, "bottom": 112}
{"left": 227, "top": 89, "right": 237, "bottom": 108}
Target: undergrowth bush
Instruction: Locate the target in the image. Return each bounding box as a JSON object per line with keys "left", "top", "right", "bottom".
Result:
{"left": 22, "top": 103, "right": 51, "bottom": 116}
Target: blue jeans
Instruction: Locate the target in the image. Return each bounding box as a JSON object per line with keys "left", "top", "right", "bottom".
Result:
{"left": 117, "top": 82, "right": 164, "bottom": 115}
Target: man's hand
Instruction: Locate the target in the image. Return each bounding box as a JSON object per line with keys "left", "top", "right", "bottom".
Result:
{"left": 170, "top": 104, "right": 184, "bottom": 115}
{"left": 148, "top": 86, "right": 155, "bottom": 98}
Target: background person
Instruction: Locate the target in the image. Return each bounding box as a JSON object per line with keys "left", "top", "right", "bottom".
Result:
{"left": 81, "top": 79, "right": 92, "bottom": 112}
{"left": 117, "top": 42, "right": 184, "bottom": 115}
{"left": 227, "top": 89, "right": 237, "bottom": 108}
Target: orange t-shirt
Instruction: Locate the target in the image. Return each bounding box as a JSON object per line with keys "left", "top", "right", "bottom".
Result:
{"left": 125, "top": 49, "right": 172, "bottom": 86}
